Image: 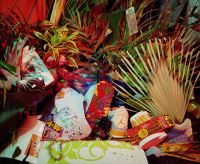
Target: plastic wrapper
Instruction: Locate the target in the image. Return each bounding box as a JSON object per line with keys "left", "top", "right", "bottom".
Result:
{"left": 52, "top": 87, "right": 91, "bottom": 140}
{"left": 0, "top": 88, "right": 50, "bottom": 142}
{"left": 0, "top": 117, "right": 46, "bottom": 164}
{"left": 0, "top": 38, "right": 54, "bottom": 92}
{"left": 42, "top": 121, "right": 63, "bottom": 141}
{"left": 20, "top": 46, "right": 55, "bottom": 87}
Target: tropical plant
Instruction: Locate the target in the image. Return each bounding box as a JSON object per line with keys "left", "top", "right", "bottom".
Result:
{"left": 34, "top": 25, "right": 79, "bottom": 59}
{"left": 112, "top": 34, "right": 200, "bottom": 123}
{"left": 0, "top": 12, "right": 40, "bottom": 56}
{"left": 67, "top": 10, "right": 109, "bottom": 59}
{"left": 59, "top": 0, "right": 161, "bottom": 76}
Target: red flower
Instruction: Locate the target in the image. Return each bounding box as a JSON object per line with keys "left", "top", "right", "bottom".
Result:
{"left": 56, "top": 81, "right": 63, "bottom": 92}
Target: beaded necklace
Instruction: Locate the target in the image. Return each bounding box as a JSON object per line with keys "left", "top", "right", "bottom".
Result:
{"left": 48, "top": 139, "right": 70, "bottom": 161}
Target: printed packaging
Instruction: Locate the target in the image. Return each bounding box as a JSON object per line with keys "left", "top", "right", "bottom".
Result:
{"left": 126, "top": 113, "right": 175, "bottom": 142}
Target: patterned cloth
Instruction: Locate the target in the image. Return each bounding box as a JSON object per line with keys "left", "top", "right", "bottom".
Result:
{"left": 164, "top": 119, "right": 193, "bottom": 144}
{"left": 164, "top": 129, "right": 193, "bottom": 144}
{"left": 85, "top": 81, "right": 114, "bottom": 130}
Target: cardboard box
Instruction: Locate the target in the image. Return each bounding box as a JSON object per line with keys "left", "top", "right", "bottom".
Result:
{"left": 126, "top": 114, "right": 175, "bottom": 142}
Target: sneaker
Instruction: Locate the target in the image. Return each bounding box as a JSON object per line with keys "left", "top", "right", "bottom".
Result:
{"left": 108, "top": 106, "right": 129, "bottom": 138}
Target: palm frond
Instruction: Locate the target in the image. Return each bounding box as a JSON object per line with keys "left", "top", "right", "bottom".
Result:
{"left": 114, "top": 38, "right": 200, "bottom": 123}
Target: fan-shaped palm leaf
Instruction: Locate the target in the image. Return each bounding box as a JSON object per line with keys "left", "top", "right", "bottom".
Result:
{"left": 113, "top": 37, "right": 200, "bottom": 123}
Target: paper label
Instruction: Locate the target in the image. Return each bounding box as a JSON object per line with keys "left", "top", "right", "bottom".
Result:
{"left": 42, "top": 121, "right": 63, "bottom": 140}
{"left": 105, "top": 29, "right": 112, "bottom": 37}
{"left": 126, "top": 7, "right": 138, "bottom": 36}
{"left": 162, "top": 143, "right": 193, "bottom": 153}
{"left": 24, "top": 134, "right": 42, "bottom": 158}
{"left": 138, "top": 129, "right": 148, "bottom": 138}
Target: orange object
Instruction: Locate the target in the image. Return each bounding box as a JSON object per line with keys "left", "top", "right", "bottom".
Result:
{"left": 24, "top": 134, "right": 42, "bottom": 158}
{"left": 162, "top": 143, "right": 200, "bottom": 163}
{"left": 0, "top": 0, "right": 46, "bottom": 24}
{"left": 56, "top": 91, "right": 66, "bottom": 99}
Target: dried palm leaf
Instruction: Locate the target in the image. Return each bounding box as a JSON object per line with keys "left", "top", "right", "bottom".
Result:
{"left": 114, "top": 38, "right": 200, "bottom": 123}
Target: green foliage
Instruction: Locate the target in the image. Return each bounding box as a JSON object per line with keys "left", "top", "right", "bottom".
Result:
{"left": 34, "top": 25, "right": 79, "bottom": 59}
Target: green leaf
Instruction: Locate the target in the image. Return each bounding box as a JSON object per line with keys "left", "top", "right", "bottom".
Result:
{"left": 60, "top": 25, "right": 68, "bottom": 32}
{"left": 66, "top": 40, "right": 78, "bottom": 48}
{"left": 61, "top": 32, "right": 79, "bottom": 42}
{"left": 0, "top": 60, "right": 17, "bottom": 75}
{"left": 12, "top": 126, "right": 17, "bottom": 146}
{"left": 51, "top": 33, "right": 58, "bottom": 45}
{"left": 68, "top": 56, "right": 78, "bottom": 68}
{"left": 44, "top": 30, "right": 52, "bottom": 41}
{"left": 192, "top": 12, "right": 200, "bottom": 19}
{"left": 34, "top": 31, "right": 48, "bottom": 42}
{"left": 12, "top": 146, "right": 21, "bottom": 159}
{"left": 44, "top": 44, "right": 48, "bottom": 50}
{"left": 52, "top": 49, "right": 59, "bottom": 59}
{"left": 76, "top": 8, "right": 82, "bottom": 27}
{"left": 67, "top": 9, "right": 76, "bottom": 23}
{"left": 0, "top": 80, "right": 6, "bottom": 107}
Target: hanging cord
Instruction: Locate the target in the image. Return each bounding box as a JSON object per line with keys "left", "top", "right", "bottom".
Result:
{"left": 18, "top": 0, "right": 38, "bottom": 34}
{"left": 9, "top": 0, "right": 19, "bottom": 16}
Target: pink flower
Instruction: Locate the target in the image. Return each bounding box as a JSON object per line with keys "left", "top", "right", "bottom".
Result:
{"left": 43, "top": 53, "right": 59, "bottom": 69}
{"left": 50, "top": 69, "right": 58, "bottom": 81}
{"left": 59, "top": 55, "right": 66, "bottom": 67}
